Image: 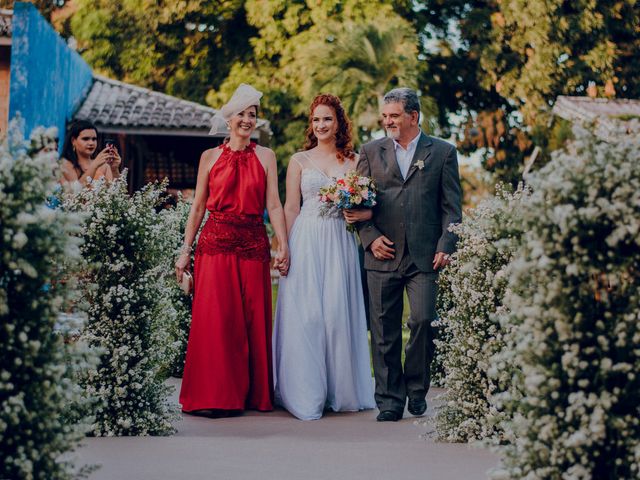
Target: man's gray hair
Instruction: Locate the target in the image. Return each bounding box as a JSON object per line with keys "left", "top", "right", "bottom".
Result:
{"left": 383, "top": 88, "right": 420, "bottom": 114}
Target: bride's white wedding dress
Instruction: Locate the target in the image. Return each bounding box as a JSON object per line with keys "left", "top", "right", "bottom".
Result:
{"left": 273, "top": 153, "right": 375, "bottom": 420}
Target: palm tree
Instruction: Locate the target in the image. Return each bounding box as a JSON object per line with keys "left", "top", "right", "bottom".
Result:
{"left": 297, "top": 16, "right": 422, "bottom": 136}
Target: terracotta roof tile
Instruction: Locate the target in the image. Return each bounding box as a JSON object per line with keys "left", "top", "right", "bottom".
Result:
{"left": 553, "top": 96, "right": 640, "bottom": 140}
{"left": 74, "top": 75, "right": 270, "bottom": 135}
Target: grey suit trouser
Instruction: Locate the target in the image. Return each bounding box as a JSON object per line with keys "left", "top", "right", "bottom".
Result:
{"left": 367, "top": 250, "right": 437, "bottom": 414}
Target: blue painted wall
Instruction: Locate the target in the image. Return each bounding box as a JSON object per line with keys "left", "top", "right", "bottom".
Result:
{"left": 8, "top": 2, "right": 93, "bottom": 147}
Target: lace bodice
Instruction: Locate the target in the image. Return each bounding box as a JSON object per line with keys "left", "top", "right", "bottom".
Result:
{"left": 293, "top": 151, "right": 357, "bottom": 219}
{"left": 299, "top": 169, "right": 341, "bottom": 219}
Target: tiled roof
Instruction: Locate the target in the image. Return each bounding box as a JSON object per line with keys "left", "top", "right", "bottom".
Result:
{"left": 74, "top": 75, "right": 271, "bottom": 136}
{"left": 0, "top": 9, "right": 12, "bottom": 37}
{"left": 553, "top": 95, "right": 640, "bottom": 140}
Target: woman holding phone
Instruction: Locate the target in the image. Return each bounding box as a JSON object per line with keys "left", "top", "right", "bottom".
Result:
{"left": 61, "top": 120, "right": 121, "bottom": 187}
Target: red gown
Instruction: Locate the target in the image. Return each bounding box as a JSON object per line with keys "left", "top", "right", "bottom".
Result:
{"left": 179, "top": 142, "right": 273, "bottom": 412}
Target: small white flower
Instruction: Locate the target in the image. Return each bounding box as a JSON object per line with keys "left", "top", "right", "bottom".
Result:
{"left": 12, "top": 232, "right": 28, "bottom": 249}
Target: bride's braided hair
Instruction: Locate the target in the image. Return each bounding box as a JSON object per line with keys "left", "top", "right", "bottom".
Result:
{"left": 303, "top": 94, "right": 356, "bottom": 163}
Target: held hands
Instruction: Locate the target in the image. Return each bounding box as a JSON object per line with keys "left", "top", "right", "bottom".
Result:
{"left": 432, "top": 252, "right": 451, "bottom": 270}
{"left": 370, "top": 235, "right": 395, "bottom": 260}
{"left": 274, "top": 244, "right": 290, "bottom": 277}
{"left": 343, "top": 208, "right": 372, "bottom": 225}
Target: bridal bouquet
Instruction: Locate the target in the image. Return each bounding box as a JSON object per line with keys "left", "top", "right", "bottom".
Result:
{"left": 318, "top": 171, "right": 377, "bottom": 231}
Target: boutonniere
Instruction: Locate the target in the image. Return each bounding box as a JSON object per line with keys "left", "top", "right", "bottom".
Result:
{"left": 415, "top": 160, "right": 425, "bottom": 170}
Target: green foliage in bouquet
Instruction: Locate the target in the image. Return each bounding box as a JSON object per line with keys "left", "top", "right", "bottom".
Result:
{"left": 0, "top": 124, "right": 96, "bottom": 479}
{"left": 491, "top": 128, "right": 640, "bottom": 479}
{"left": 434, "top": 186, "right": 529, "bottom": 443}
{"left": 64, "top": 177, "right": 180, "bottom": 436}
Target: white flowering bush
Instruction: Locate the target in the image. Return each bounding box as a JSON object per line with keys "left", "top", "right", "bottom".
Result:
{"left": 156, "top": 199, "right": 192, "bottom": 378}
{"left": 429, "top": 321, "right": 450, "bottom": 388}
{"left": 28, "top": 126, "right": 59, "bottom": 153}
{"left": 491, "top": 128, "right": 640, "bottom": 479}
{"left": 0, "top": 124, "right": 96, "bottom": 479}
{"left": 64, "top": 177, "right": 180, "bottom": 436}
{"left": 434, "top": 186, "right": 529, "bottom": 443}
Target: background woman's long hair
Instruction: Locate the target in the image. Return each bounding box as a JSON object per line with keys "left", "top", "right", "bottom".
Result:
{"left": 61, "top": 120, "right": 98, "bottom": 176}
{"left": 303, "top": 94, "right": 355, "bottom": 162}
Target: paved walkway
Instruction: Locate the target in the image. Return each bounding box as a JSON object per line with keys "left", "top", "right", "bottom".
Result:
{"left": 75, "top": 378, "right": 498, "bottom": 480}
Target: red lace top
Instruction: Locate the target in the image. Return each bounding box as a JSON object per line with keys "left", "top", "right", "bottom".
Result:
{"left": 196, "top": 142, "right": 270, "bottom": 262}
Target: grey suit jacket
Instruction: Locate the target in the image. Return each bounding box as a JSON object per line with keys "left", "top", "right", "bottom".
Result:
{"left": 356, "top": 133, "right": 462, "bottom": 273}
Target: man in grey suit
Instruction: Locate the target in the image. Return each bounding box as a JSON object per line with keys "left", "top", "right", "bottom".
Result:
{"left": 344, "top": 88, "right": 462, "bottom": 422}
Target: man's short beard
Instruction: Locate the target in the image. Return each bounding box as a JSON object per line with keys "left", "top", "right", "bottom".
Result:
{"left": 385, "top": 128, "right": 400, "bottom": 139}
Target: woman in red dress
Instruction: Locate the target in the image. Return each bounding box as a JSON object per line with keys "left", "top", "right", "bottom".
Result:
{"left": 175, "top": 84, "right": 289, "bottom": 415}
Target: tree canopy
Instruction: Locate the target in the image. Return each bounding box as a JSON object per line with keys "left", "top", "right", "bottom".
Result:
{"left": 415, "top": 0, "right": 640, "bottom": 183}
{"left": 25, "top": 0, "right": 640, "bottom": 185}
{"left": 206, "top": 1, "right": 419, "bottom": 165}
{"left": 70, "top": 0, "right": 255, "bottom": 104}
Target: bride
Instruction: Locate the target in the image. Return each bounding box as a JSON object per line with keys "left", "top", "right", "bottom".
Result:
{"left": 273, "top": 93, "right": 375, "bottom": 420}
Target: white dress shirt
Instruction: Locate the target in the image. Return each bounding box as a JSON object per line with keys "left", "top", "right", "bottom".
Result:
{"left": 393, "top": 130, "right": 421, "bottom": 179}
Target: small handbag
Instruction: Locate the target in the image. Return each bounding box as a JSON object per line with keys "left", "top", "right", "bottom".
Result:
{"left": 180, "top": 271, "right": 193, "bottom": 295}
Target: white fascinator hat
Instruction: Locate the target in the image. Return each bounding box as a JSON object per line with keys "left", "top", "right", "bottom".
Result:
{"left": 209, "top": 83, "right": 263, "bottom": 136}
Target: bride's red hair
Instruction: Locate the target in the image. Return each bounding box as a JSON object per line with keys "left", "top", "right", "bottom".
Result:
{"left": 303, "top": 94, "right": 355, "bottom": 163}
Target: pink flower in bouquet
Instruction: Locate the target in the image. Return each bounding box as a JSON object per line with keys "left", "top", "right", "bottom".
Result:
{"left": 318, "top": 171, "right": 377, "bottom": 231}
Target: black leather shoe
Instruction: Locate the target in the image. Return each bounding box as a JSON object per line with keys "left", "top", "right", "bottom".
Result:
{"left": 407, "top": 398, "right": 427, "bottom": 416}
{"left": 376, "top": 410, "right": 401, "bottom": 422}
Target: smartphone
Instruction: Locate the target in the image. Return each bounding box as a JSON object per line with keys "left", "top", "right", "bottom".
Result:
{"left": 103, "top": 138, "right": 117, "bottom": 164}
{"left": 104, "top": 138, "right": 117, "bottom": 150}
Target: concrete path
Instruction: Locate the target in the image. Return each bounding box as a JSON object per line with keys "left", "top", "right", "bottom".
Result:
{"left": 75, "top": 378, "right": 498, "bottom": 480}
